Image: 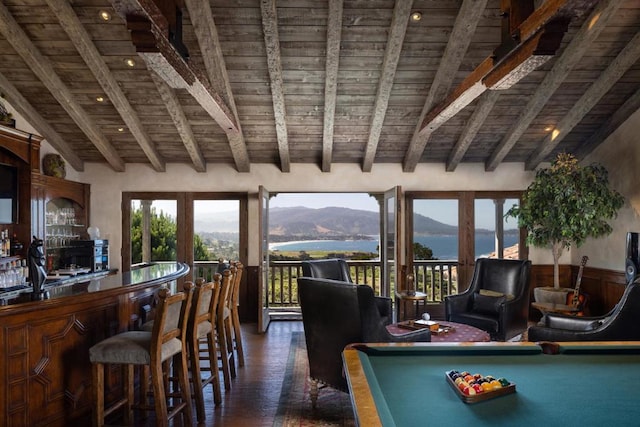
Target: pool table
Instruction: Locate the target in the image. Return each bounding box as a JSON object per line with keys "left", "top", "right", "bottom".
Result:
{"left": 342, "top": 341, "right": 640, "bottom": 426}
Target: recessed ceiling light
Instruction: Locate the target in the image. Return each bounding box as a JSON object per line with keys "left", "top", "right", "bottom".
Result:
{"left": 410, "top": 11, "right": 422, "bottom": 22}
{"left": 96, "top": 96, "right": 104, "bottom": 102}
{"left": 117, "top": 127, "right": 124, "bottom": 132}
{"left": 544, "top": 126, "right": 554, "bottom": 132}
{"left": 99, "top": 10, "right": 111, "bottom": 21}
{"left": 125, "top": 58, "right": 135, "bottom": 67}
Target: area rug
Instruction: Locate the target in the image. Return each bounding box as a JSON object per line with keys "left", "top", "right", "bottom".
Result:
{"left": 273, "top": 332, "right": 355, "bottom": 427}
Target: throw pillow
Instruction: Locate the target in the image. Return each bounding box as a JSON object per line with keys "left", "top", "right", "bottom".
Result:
{"left": 472, "top": 293, "right": 506, "bottom": 315}
{"left": 479, "top": 289, "right": 515, "bottom": 301}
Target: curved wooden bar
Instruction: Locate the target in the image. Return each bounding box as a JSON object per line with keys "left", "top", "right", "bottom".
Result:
{"left": 0, "top": 262, "right": 189, "bottom": 427}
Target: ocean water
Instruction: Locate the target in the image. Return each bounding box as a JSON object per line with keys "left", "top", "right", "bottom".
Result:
{"left": 270, "top": 234, "right": 519, "bottom": 260}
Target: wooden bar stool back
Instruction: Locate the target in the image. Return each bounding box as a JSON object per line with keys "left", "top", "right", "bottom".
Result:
{"left": 216, "top": 268, "right": 236, "bottom": 390}
{"left": 188, "top": 275, "right": 222, "bottom": 422}
{"left": 90, "top": 283, "right": 194, "bottom": 427}
{"left": 230, "top": 261, "right": 245, "bottom": 367}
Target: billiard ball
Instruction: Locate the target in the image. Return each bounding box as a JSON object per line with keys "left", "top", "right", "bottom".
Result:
{"left": 472, "top": 384, "right": 484, "bottom": 394}
{"left": 462, "top": 385, "right": 476, "bottom": 396}
{"left": 498, "top": 378, "right": 510, "bottom": 387}
{"left": 489, "top": 380, "right": 502, "bottom": 390}
{"left": 481, "top": 382, "right": 493, "bottom": 392}
{"left": 458, "top": 381, "right": 469, "bottom": 391}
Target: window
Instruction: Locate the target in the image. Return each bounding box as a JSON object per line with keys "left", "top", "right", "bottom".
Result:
{"left": 122, "top": 192, "right": 247, "bottom": 280}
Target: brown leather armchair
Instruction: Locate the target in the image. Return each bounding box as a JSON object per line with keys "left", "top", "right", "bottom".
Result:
{"left": 301, "top": 259, "right": 393, "bottom": 325}
{"left": 297, "top": 277, "right": 430, "bottom": 407}
{"left": 445, "top": 258, "right": 532, "bottom": 341}
{"left": 528, "top": 281, "right": 640, "bottom": 342}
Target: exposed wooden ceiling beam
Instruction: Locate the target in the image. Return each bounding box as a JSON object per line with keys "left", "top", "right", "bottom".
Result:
{"left": 0, "top": 71, "right": 84, "bottom": 171}
{"left": 446, "top": 90, "right": 500, "bottom": 171}
{"left": 261, "top": 0, "right": 291, "bottom": 173}
{"left": 574, "top": 87, "right": 640, "bottom": 161}
{"left": 45, "top": 0, "right": 165, "bottom": 172}
{"left": 0, "top": 3, "right": 125, "bottom": 172}
{"left": 526, "top": 31, "right": 640, "bottom": 170}
{"left": 112, "top": 0, "right": 239, "bottom": 135}
{"left": 150, "top": 72, "right": 206, "bottom": 172}
{"left": 402, "top": 0, "right": 488, "bottom": 172}
{"left": 362, "top": 0, "right": 413, "bottom": 173}
{"left": 321, "top": 0, "right": 343, "bottom": 173}
{"left": 183, "top": 0, "right": 250, "bottom": 173}
{"left": 485, "top": 0, "right": 620, "bottom": 171}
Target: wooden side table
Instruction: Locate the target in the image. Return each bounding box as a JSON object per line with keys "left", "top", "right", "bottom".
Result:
{"left": 395, "top": 291, "right": 428, "bottom": 322}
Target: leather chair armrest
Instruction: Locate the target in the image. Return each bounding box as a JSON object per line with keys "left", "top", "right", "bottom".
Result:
{"left": 543, "top": 314, "right": 603, "bottom": 331}
{"left": 445, "top": 293, "right": 471, "bottom": 317}
{"left": 374, "top": 296, "right": 393, "bottom": 324}
{"left": 388, "top": 328, "right": 431, "bottom": 342}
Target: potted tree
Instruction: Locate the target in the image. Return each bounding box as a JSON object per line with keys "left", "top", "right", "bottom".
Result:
{"left": 506, "top": 153, "right": 624, "bottom": 300}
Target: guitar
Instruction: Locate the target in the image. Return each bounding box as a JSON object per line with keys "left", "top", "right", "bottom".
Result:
{"left": 566, "top": 256, "right": 588, "bottom": 315}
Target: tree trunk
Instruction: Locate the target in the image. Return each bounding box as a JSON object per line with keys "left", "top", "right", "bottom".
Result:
{"left": 552, "top": 242, "right": 563, "bottom": 289}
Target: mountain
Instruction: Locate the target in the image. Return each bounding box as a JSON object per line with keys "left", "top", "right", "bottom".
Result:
{"left": 194, "top": 206, "right": 510, "bottom": 238}
{"left": 268, "top": 206, "right": 465, "bottom": 238}
{"left": 269, "top": 206, "right": 380, "bottom": 237}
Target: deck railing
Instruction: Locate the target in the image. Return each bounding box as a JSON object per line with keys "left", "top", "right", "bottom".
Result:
{"left": 192, "top": 259, "right": 459, "bottom": 310}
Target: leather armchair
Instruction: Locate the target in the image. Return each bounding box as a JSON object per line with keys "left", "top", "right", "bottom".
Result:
{"left": 528, "top": 281, "right": 640, "bottom": 342}
{"left": 297, "top": 277, "right": 430, "bottom": 407}
{"left": 445, "top": 258, "right": 532, "bottom": 341}
{"left": 301, "top": 259, "right": 393, "bottom": 325}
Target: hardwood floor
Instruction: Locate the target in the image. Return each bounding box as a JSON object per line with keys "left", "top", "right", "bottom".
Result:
{"left": 133, "top": 320, "right": 304, "bottom": 427}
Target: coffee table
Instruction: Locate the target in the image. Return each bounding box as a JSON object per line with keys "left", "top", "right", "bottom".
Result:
{"left": 386, "top": 320, "right": 490, "bottom": 342}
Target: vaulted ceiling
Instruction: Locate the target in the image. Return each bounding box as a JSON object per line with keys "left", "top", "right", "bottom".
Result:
{"left": 0, "top": 0, "right": 638, "bottom": 174}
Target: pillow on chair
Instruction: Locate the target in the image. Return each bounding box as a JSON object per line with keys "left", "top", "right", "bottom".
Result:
{"left": 472, "top": 293, "right": 506, "bottom": 315}
{"left": 479, "top": 289, "right": 515, "bottom": 300}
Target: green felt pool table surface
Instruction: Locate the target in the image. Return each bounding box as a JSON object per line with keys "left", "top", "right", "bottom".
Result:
{"left": 342, "top": 342, "right": 640, "bottom": 427}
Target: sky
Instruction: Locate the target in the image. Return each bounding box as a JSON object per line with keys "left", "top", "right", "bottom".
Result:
{"left": 138, "top": 193, "right": 516, "bottom": 230}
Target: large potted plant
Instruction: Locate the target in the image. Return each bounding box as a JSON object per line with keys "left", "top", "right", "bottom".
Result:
{"left": 506, "top": 153, "right": 624, "bottom": 297}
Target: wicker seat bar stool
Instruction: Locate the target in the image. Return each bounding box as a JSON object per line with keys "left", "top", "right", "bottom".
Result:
{"left": 89, "top": 283, "right": 194, "bottom": 427}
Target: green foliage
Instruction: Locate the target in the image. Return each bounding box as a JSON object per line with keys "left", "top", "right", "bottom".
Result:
{"left": 413, "top": 242, "right": 435, "bottom": 260}
{"left": 506, "top": 153, "right": 624, "bottom": 287}
{"left": 130, "top": 206, "right": 211, "bottom": 263}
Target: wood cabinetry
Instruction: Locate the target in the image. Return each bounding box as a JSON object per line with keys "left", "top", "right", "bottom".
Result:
{"left": 31, "top": 174, "right": 90, "bottom": 269}
{"left": 1, "top": 125, "right": 89, "bottom": 266}
{"left": 0, "top": 126, "right": 42, "bottom": 259}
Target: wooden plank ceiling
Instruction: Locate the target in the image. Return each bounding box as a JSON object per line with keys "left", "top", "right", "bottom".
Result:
{"left": 0, "top": 0, "right": 638, "bottom": 174}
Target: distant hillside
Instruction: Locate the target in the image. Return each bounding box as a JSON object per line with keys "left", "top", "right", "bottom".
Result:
{"left": 268, "top": 206, "right": 471, "bottom": 240}
{"left": 195, "top": 206, "right": 513, "bottom": 240}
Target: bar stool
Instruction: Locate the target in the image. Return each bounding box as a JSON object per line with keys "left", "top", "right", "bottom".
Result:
{"left": 187, "top": 275, "right": 222, "bottom": 423}
{"left": 229, "top": 261, "right": 245, "bottom": 367}
{"left": 89, "top": 283, "right": 194, "bottom": 427}
{"left": 217, "top": 268, "right": 236, "bottom": 390}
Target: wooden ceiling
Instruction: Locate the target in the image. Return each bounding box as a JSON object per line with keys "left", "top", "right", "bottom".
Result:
{"left": 0, "top": 0, "right": 639, "bottom": 174}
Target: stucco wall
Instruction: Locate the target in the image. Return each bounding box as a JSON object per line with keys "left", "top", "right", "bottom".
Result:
{"left": 577, "top": 107, "right": 640, "bottom": 271}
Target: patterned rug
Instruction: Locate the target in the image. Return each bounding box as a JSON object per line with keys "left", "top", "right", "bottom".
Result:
{"left": 272, "top": 332, "right": 356, "bottom": 427}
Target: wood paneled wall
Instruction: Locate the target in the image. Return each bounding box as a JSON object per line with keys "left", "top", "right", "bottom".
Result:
{"left": 529, "top": 264, "right": 627, "bottom": 320}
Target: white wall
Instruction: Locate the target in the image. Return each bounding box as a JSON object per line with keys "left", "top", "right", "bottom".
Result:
{"left": 577, "top": 107, "right": 640, "bottom": 271}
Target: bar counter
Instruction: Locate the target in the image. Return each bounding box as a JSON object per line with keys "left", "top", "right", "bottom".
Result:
{"left": 0, "top": 262, "right": 189, "bottom": 426}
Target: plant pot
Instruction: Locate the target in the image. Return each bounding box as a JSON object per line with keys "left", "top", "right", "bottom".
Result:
{"left": 533, "top": 287, "right": 570, "bottom": 304}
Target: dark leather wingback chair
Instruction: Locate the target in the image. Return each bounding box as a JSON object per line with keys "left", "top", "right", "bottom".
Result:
{"left": 445, "top": 258, "right": 532, "bottom": 341}
{"left": 297, "top": 277, "right": 430, "bottom": 407}
{"left": 527, "top": 281, "right": 640, "bottom": 342}
{"left": 301, "top": 259, "right": 393, "bottom": 325}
